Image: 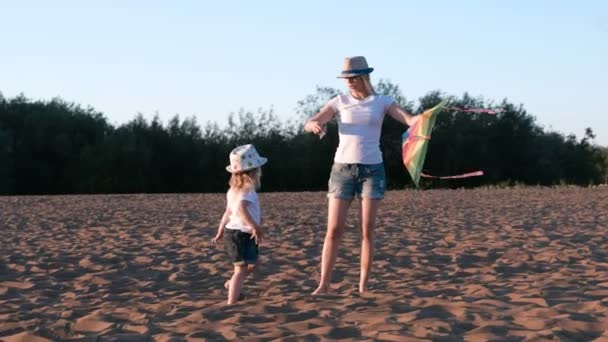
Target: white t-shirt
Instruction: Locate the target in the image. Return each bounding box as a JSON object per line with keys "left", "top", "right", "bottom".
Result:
{"left": 225, "top": 189, "right": 261, "bottom": 233}
{"left": 324, "top": 94, "right": 395, "bottom": 164}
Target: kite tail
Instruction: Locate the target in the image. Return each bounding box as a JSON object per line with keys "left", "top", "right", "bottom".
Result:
{"left": 445, "top": 107, "right": 505, "bottom": 115}
{"left": 420, "top": 171, "right": 484, "bottom": 179}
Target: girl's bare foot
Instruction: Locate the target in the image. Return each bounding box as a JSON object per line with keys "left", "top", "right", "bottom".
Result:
{"left": 224, "top": 280, "right": 247, "bottom": 300}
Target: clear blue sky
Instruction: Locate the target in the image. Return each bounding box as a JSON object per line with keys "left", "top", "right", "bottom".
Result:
{"left": 2, "top": 0, "right": 607, "bottom": 145}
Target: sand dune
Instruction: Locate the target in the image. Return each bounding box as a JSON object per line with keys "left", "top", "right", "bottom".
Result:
{"left": 1, "top": 187, "right": 608, "bottom": 340}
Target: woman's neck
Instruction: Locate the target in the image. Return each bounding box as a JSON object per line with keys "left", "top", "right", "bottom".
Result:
{"left": 350, "top": 90, "right": 372, "bottom": 100}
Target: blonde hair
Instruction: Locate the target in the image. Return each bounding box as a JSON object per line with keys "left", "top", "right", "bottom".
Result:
{"left": 360, "top": 74, "right": 376, "bottom": 95}
{"left": 229, "top": 167, "right": 262, "bottom": 191}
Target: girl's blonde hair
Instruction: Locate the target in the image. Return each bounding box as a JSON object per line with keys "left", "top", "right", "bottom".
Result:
{"left": 229, "top": 167, "right": 262, "bottom": 191}
{"left": 360, "top": 74, "right": 376, "bottom": 96}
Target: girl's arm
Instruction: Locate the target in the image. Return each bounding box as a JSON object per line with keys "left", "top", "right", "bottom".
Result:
{"left": 303, "top": 104, "right": 336, "bottom": 136}
{"left": 237, "top": 201, "right": 263, "bottom": 245}
{"left": 387, "top": 103, "right": 419, "bottom": 127}
{"left": 213, "top": 208, "right": 230, "bottom": 243}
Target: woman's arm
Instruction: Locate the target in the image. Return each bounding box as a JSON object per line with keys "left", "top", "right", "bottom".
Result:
{"left": 387, "top": 103, "right": 419, "bottom": 127}
{"left": 303, "top": 105, "right": 336, "bottom": 136}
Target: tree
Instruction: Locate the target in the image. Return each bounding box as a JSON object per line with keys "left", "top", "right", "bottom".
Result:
{"left": 1, "top": 88, "right": 606, "bottom": 195}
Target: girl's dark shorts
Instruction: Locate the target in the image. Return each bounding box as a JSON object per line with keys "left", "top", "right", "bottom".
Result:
{"left": 224, "top": 228, "right": 259, "bottom": 266}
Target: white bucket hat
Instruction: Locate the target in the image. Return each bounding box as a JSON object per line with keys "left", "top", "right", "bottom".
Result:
{"left": 226, "top": 144, "right": 268, "bottom": 173}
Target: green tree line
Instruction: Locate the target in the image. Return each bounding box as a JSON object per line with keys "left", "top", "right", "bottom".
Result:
{"left": 1, "top": 82, "right": 606, "bottom": 195}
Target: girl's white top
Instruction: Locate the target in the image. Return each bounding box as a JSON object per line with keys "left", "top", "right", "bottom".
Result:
{"left": 225, "top": 188, "right": 261, "bottom": 233}
{"left": 324, "top": 94, "right": 395, "bottom": 164}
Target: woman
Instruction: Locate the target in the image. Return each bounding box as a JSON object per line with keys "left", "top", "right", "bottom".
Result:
{"left": 304, "top": 56, "right": 418, "bottom": 294}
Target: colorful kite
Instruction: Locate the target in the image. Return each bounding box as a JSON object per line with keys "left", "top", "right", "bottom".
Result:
{"left": 401, "top": 100, "right": 446, "bottom": 188}
{"left": 402, "top": 101, "right": 498, "bottom": 188}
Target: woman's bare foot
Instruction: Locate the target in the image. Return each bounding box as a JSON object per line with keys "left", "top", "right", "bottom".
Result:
{"left": 312, "top": 285, "right": 330, "bottom": 295}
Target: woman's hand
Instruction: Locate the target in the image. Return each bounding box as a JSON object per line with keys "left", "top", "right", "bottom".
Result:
{"left": 409, "top": 113, "right": 421, "bottom": 126}
{"left": 304, "top": 105, "right": 335, "bottom": 137}
{"left": 304, "top": 120, "right": 326, "bottom": 137}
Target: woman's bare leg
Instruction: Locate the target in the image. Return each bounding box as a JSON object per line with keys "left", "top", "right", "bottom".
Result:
{"left": 359, "top": 198, "right": 381, "bottom": 293}
{"left": 312, "top": 197, "right": 352, "bottom": 294}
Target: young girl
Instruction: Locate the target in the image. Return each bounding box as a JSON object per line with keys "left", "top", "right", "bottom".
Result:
{"left": 212, "top": 144, "right": 266, "bottom": 304}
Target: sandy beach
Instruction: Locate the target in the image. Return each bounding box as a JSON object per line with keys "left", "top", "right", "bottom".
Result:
{"left": 1, "top": 187, "right": 608, "bottom": 341}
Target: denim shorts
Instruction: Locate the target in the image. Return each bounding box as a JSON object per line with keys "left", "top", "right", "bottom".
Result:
{"left": 327, "top": 162, "right": 386, "bottom": 200}
{"left": 224, "top": 229, "right": 259, "bottom": 266}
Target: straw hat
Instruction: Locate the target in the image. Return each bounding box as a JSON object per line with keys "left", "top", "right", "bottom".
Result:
{"left": 226, "top": 144, "right": 268, "bottom": 173}
{"left": 337, "top": 56, "right": 374, "bottom": 78}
